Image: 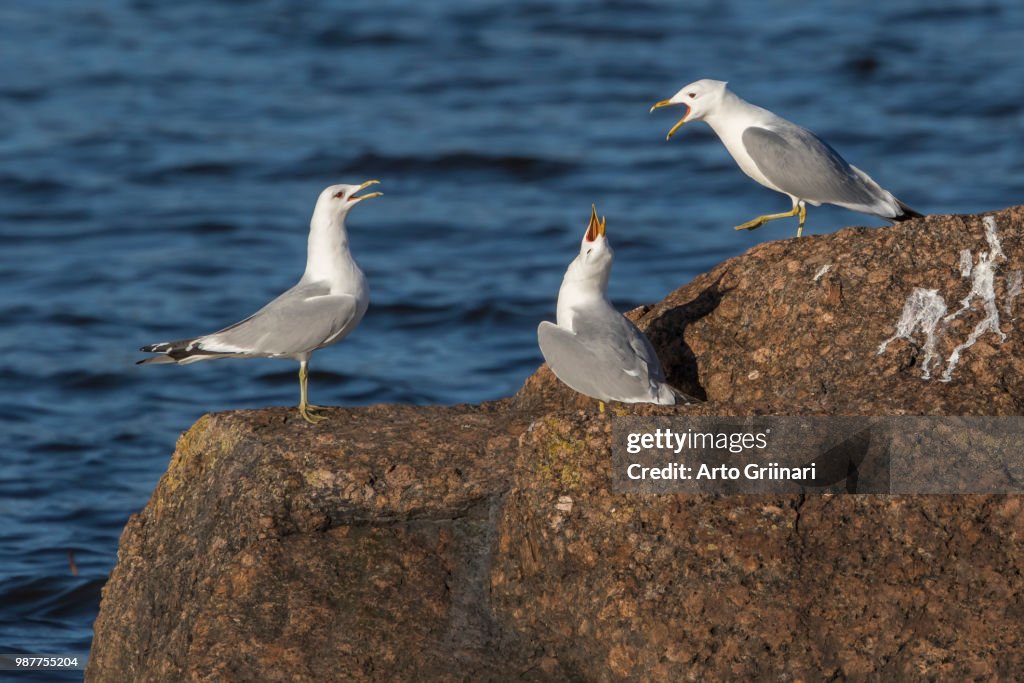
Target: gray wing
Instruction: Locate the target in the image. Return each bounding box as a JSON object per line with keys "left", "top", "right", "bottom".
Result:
{"left": 742, "top": 125, "right": 883, "bottom": 209}
{"left": 537, "top": 309, "right": 669, "bottom": 403}
{"left": 197, "top": 283, "right": 361, "bottom": 357}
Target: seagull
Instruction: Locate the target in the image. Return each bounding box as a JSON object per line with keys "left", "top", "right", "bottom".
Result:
{"left": 138, "top": 181, "right": 382, "bottom": 424}
{"left": 651, "top": 79, "right": 921, "bottom": 237}
{"left": 537, "top": 205, "right": 694, "bottom": 406}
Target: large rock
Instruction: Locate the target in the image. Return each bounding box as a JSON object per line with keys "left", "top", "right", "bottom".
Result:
{"left": 87, "top": 405, "right": 557, "bottom": 681}
{"left": 90, "top": 208, "right": 1024, "bottom": 681}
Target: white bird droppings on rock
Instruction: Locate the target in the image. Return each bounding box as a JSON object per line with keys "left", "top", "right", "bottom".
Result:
{"left": 880, "top": 216, "right": 1015, "bottom": 382}
{"left": 878, "top": 288, "right": 948, "bottom": 380}
{"left": 1005, "top": 270, "right": 1023, "bottom": 319}
{"left": 813, "top": 264, "right": 832, "bottom": 282}
{"left": 984, "top": 215, "right": 1005, "bottom": 261}
{"left": 959, "top": 249, "right": 973, "bottom": 278}
{"left": 940, "top": 216, "right": 1008, "bottom": 382}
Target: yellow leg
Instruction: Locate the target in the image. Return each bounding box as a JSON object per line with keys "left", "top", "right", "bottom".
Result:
{"left": 734, "top": 205, "right": 800, "bottom": 232}
{"left": 796, "top": 203, "right": 807, "bottom": 238}
{"left": 598, "top": 400, "right": 606, "bottom": 414}
{"left": 298, "top": 361, "right": 327, "bottom": 424}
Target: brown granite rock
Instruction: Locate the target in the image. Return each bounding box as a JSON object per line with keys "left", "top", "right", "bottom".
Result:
{"left": 87, "top": 404, "right": 559, "bottom": 681}
{"left": 490, "top": 414, "right": 1024, "bottom": 681}
{"left": 90, "top": 208, "right": 1024, "bottom": 681}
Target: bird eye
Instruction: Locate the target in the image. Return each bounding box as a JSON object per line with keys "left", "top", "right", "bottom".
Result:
{"left": 586, "top": 249, "right": 592, "bottom": 254}
{"left": 688, "top": 92, "right": 696, "bottom": 99}
{"left": 333, "top": 191, "right": 345, "bottom": 199}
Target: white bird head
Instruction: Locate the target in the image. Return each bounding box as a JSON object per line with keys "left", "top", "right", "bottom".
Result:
{"left": 314, "top": 180, "right": 383, "bottom": 220}
{"left": 565, "top": 204, "right": 613, "bottom": 286}
{"left": 650, "top": 79, "right": 729, "bottom": 139}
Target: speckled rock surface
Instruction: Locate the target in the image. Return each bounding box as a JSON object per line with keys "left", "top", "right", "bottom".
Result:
{"left": 90, "top": 208, "right": 1024, "bottom": 681}
{"left": 490, "top": 414, "right": 1024, "bottom": 681}
{"left": 87, "top": 404, "right": 559, "bottom": 681}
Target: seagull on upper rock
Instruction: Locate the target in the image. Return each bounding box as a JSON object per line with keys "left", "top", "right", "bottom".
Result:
{"left": 651, "top": 79, "right": 921, "bottom": 237}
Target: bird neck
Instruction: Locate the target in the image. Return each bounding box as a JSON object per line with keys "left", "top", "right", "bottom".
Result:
{"left": 556, "top": 271, "right": 610, "bottom": 328}
{"left": 303, "top": 212, "right": 360, "bottom": 284}
{"left": 704, "top": 89, "right": 770, "bottom": 134}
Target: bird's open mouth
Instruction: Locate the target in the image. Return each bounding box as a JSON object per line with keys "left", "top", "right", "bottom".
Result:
{"left": 349, "top": 179, "right": 383, "bottom": 203}
{"left": 650, "top": 100, "right": 690, "bottom": 140}
{"left": 585, "top": 204, "right": 607, "bottom": 242}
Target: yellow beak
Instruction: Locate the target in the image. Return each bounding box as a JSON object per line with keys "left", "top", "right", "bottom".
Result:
{"left": 650, "top": 99, "right": 690, "bottom": 140}
{"left": 350, "top": 179, "right": 383, "bottom": 203}
{"left": 585, "top": 204, "right": 607, "bottom": 241}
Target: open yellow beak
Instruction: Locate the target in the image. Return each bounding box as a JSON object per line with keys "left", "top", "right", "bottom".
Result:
{"left": 585, "top": 204, "right": 607, "bottom": 241}
{"left": 650, "top": 99, "right": 690, "bottom": 140}
{"left": 350, "top": 179, "right": 383, "bottom": 203}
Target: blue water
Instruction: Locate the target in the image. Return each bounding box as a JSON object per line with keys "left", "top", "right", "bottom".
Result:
{"left": 1, "top": 0, "right": 1022, "bottom": 670}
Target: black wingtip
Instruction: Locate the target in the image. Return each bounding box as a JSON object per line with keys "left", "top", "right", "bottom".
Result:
{"left": 670, "top": 386, "right": 703, "bottom": 404}
{"left": 893, "top": 200, "right": 924, "bottom": 221}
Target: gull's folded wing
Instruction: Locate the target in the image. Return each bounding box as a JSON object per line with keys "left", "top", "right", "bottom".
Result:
{"left": 538, "top": 317, "right": 664, "bottom": 403}
{"left": 199, "top": 284, "right": 361, "bottom": 357}
{"left": 742, "top": 125, "right": 884, "bottom": 211}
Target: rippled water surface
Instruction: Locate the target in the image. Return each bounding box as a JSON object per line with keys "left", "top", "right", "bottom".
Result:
{"left": 1, "top": 0, "right": 1022, "bottom": 667}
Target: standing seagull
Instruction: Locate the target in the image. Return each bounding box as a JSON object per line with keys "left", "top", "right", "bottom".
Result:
{"left": 537, "top": 205, "right": 693, "bottom": 406}
{"left": 138, "top": 181, "right": 382, "bottom": 424}
{"left": 651, "top": 79, "right": 921, "bottom": 237}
